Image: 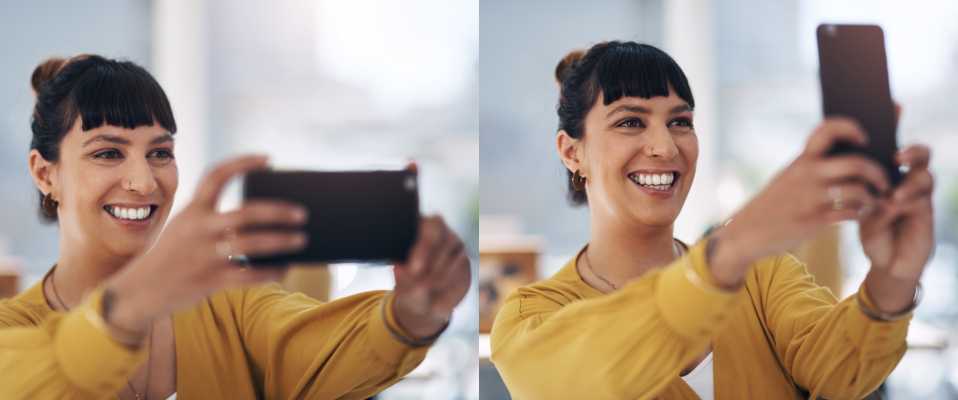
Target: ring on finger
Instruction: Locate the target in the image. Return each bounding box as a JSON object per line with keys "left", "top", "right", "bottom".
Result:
{"left": 828, "top": 184, "right": 843, "bottom": 210}
{"left": 216, "top": 239, "right": 233, "bottom": 261}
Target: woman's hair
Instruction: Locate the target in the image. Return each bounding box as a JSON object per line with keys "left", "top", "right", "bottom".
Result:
{"left": 30, "top": 54, "right": 177, "bottom": 223}
{"left": 555, "top": 41, "right": 694, "bottom": 206}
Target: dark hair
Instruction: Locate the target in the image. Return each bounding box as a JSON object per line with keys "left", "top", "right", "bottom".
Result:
{"left": 30, "top": 54, "right": 176, "bottom": 223}
{"left": 555, "top": 41, "right": 694, "bottom": 206}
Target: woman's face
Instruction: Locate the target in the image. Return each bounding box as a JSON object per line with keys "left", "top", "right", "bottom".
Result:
{"left": 559, "top": 88, "right": 698, "bottom": 228}
{"left": 40, "top": 119, "right": 178, "bottom": 257}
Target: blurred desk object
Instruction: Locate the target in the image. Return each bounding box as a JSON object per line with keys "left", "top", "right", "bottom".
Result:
{"left": 478, "top": 234, "right": 543, "bottom": 334}
{"left": 281, "top": 264, "right": 331, "bottom": 302}
{"left": 789, "top": 225, "right": 843, "bottom": 297}
{"left": 0, "top": 256, "right": 23, "bottom": 299}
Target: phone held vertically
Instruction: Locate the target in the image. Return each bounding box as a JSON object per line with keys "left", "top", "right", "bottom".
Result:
{"left": 817, "top": 24, "right": 902, "bottom": 187}
{"left": 243, "top": 170, "right": 419, "bottom": 266}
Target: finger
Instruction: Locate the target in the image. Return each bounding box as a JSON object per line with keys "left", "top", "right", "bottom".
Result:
{"left": 214, "top": 201, "right": 308, "bottom": 231}
{"left": 822, "top": 184, "right": 874, "bottom": 213}
{"left": 816, "top": 155, "right": 890, "bottom": 193}
{"left": 404, "top": 216, "right": 444, "bottom": 278}
{"left": 887, "top": 169, "right": 934, "bottom": 210}
{"left": 405, "top": 160, "right": 419, "bottom": 173}
{"left": 193, "top": 155, "right": 269, "bottom": 210}
{"left": 426, "top": 235, "right": 466, "bottom": 282}
{"left": 421, "top": 219, "right": 452, "bottom": 278}
{"left": 231, "top": 231, "right": 308, "bottom": 257}
{"left": 804, "top": 117, "right": 869, "bottom": 157}
{"left": 895, "top": 145, "right": 930, "bottom": 171}
{"left": 433, "top": 241, "right": 470, "bottom": 291}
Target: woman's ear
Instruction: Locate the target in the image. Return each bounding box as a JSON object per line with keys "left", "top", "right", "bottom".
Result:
{"left": 557, "top": 130, "right": 582, "bottom": 174}
{"left": 28, "top": 149, "right": 55, "bottom": 196}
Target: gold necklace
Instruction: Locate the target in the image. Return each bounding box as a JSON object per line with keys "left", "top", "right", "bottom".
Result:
{"left": 49, "top": 267, "right": 153, "bottom": 400}
{"left": 584, "top": 240, "right": 684, "bottom": 291}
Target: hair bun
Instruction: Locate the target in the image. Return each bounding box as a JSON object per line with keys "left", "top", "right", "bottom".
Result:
{"left": 30, "top": 57, "right": 69, "bottom": 97}
{"left": 555, "top": 49, "right": 586, "bottom": 86}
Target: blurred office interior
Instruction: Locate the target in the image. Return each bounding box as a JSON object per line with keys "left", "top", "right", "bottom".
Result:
{"left": 0, "top": 0, "right": 478, "bottom": 399}
{"left": 478, "top": 0, "right": 958, "bottom": 399}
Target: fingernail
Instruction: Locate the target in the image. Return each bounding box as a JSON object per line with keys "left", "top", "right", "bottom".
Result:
{"left": 292, "top": 207, "right": 308, "bottom": 221}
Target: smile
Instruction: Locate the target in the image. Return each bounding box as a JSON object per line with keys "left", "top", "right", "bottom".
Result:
{"left": 629, "top": 171, "right": 677, "bottom": 191}
{"left": 104, "top": 204, "right": 158, "bottom": 228}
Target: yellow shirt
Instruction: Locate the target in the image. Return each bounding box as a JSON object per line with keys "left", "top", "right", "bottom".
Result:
{"left": 490, "top": 240, "right": 910, "bottom": 400}
{"left": 0, "top": 272, "right": 430, "bottom": 400}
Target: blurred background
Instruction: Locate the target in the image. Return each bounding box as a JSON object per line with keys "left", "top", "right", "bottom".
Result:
{"left": 0, "top": 0, "right": 478, "bottom": 399}
{"left": 478, "top": 0, "right": 958, "bottom": 399}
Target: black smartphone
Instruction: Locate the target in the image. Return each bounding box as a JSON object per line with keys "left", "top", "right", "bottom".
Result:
{"left": 817, "top": 24, "right": 901, "bottom": 187}
{"left": 242, "top": 169, "right": 419, "bottom": 266}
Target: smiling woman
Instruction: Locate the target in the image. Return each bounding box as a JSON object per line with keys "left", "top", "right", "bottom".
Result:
{"left": 0, "top": 55, "right": 472, "bottom": 400}
{"left": 489, "top": 42, "right": 935, "bottom": 400}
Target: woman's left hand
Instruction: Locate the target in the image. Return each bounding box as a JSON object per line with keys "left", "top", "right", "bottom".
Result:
{"left": 859, "top": 144, "right": 935, "bottom": 314}
{"left": 391, "top": 214, "right": 472, "bottom": 340}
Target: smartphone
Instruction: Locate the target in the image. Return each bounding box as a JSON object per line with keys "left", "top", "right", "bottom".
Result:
{"left": 817, "top": 24, "right": 902, "bottom": 187}
{"left": 242, "top": 170, "right": 419, "bottom": 266}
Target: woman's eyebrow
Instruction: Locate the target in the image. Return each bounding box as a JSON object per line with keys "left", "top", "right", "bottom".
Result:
{"left": 81, "top": 134, "right": 130, "bottom": 148}
{"left": 605, "top": 105, "right": 652, "bottom": 119}
{"left": 669, "top": 104, "right": 692, "bottom": 114}
{"left": 150, "top": 134, "right": 173, "bottom": 145}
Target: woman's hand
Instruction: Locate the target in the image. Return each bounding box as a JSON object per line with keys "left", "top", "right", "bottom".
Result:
{"left": 105, "top": 156, "right": 308, "bottom": 334}
{"left": 709, "top": 117, "right": 891, "bottom": 288}
{"left": 859, "top": 145, "right": 934, "bottom": 313}
{"left": 391, "top": 215, "right": 472, "bottom": 340}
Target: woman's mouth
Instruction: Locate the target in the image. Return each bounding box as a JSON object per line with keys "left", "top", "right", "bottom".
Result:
{"left": 629, "top": 171, "right": 677, "bottom": 190}
{"left": 104, "top": 205, "right": 158, "bottom": 228}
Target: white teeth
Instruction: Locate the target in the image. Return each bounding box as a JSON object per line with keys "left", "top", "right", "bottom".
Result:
{"left": 661, "top": 173, "right": 669, "bottom": 184}
{"left": 651, "top": 174, "right": 661, "bottom": 185}
{"left": 638, "top": 175, "right": 645, "bottom": 185}
{"left": 631, "top": 172, "right": 677, "bottom": 190}
{"left": 110, "top": 206, "right": 150, "bottom": 220}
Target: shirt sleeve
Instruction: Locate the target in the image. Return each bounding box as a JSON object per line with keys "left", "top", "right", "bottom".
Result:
{"left": 0, "top": 285, "right": 150, "bottom": 400}
{"left": 757, "top": 253, "right": 910, "bottom": 400}
{"left": 489, "top": 240, "right": 747, "bottom": 400}
{"left": 233, "top": 284, "right": 432, "bottom": 400}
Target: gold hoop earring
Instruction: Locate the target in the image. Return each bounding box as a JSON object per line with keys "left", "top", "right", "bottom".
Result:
{"left": 572, "top": 170, "right": 586, "bottom": 191}
{"left": 43, "top": 193, "right": 59, "bottom": 216}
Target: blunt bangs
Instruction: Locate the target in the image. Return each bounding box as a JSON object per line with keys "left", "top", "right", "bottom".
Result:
{"left": 73, "top": 61, "right": 177, "bottom": 134}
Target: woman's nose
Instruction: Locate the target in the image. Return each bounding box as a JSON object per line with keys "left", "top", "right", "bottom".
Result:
{"left": 644, "top": 126, "right": 679, "bottom": 160}
{"left": 127, "top": 159, "right": 158, "bottom": 195}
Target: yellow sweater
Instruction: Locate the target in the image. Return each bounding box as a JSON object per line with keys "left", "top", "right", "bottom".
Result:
{"left": 490, "top": 240, "right": 910, "bottom": 400}
{"left": 0, "top": 271, "right": 430, "bottom": 400}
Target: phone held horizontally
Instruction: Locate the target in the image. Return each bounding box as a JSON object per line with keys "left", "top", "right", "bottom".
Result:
{"left": 243, "top": 169, "right": 419, "bottom": 267}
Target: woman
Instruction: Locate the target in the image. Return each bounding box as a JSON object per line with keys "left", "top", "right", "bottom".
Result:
{"left": 0, "top": 55, "right": 471, "bottom": 400}
{"left": 490, "top": 42, "right": 933, "bottom": 400}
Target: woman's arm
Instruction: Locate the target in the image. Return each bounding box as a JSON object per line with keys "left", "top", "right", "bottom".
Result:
{"left": 0, "top": 286, "right": 150, "bottom": 399}
{"left": 491, "top": 241, "right": 743, "bottom": 400}
{"left": 234, "top": 285, "right": 431, "bottom": 400}
{"left": 755, "top": 254, "right": 909, "bottom": 400}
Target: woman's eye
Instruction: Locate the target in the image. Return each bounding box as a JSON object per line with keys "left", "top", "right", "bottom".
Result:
{"left": 149, "top": 149, "right": 174, "bottom": 159}
{"left": 94, "top": 150, "right": 121, "bottom": 160}
{"left": 669, "top": 118, "right": 693, "bottom": 128}
{"left": 617, "top": 118, "right": 644, "bottom": 128}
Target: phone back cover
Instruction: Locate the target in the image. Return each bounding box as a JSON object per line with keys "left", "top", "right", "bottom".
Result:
{"left": 818, "top": 24, "right": 901, "bottom": 185}
{"left": 243, "top": 170, "right": 419, "bottom": 265}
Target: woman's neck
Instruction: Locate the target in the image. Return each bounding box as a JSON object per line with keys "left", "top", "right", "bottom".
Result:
{"left": 46, "top": 234, "right": 132, "bottom": 311}
{"left": 582, "top": 212, "right": 680, "bottom": 292}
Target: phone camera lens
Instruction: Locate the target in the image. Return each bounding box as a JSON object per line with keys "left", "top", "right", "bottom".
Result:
{"left": 404, "top": 176, "right": 417, "bottom": 192}
{"left": 826, "top": 24, "right": 838, "bottom": 36}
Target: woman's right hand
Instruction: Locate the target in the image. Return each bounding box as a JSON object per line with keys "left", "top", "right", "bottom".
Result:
{"left": 708, "top": 117, "right": 890, "bottom": 288}
{"left": 104, "top": 155, "right": 309, "bottom": 334}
